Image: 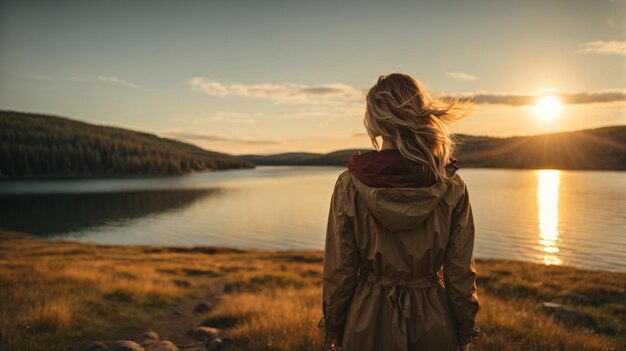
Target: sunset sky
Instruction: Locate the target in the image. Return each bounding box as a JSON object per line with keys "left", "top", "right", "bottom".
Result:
{"left": 1, "top": 0, "right": 625, "bottom": 154}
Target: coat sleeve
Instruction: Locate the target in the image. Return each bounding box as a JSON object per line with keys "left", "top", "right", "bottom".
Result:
{"left": 443, "top": 183, "right": 480, "bottom": 346}
{"left": 321, "top": 174, "right": 360, "bottom": 348}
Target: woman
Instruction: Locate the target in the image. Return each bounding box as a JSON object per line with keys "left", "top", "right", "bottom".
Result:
{"left": 320, "top": 73, "right": 480, "bottom": 351}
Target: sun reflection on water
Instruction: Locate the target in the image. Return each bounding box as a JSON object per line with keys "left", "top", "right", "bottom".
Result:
{"left": 537, "top": 170, "right": 562, "bottom": 265}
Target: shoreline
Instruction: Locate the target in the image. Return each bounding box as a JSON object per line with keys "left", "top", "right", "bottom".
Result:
{"left": 21, "top": 230, "right": 626, "bottom": 273}
{"left": 39, "top": 238, "right": 626, "bottom": 274}
{"left": 1, "top": 231, "right": 625, "bottom": 351}
{"left": 1, "top": 164, "right": 624, "bottom": 182}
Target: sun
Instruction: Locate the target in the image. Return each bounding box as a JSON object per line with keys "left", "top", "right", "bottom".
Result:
{"left": 533, "top": 95, "right": 562, "bottom": 121}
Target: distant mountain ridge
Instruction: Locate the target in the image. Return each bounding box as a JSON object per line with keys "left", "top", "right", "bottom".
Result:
{"left": 0, "top": 111, "right": 254, "bottom": 179}
{"left": 240, "top": 126, "right": 626, "bottom": 170}
{"left": 1, "top": 110, "right": 623, "bottom": 178}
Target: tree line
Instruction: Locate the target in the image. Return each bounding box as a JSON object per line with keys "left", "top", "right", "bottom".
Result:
{"left": 0, "top": 111, "right": 254, "bottom": 178}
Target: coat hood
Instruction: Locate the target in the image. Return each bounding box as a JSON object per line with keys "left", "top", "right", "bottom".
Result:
{"left": 347, "top": 149, "right": 460, "bottom": 232}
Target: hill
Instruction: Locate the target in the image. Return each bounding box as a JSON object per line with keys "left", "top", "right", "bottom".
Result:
{"left": 239, "top": 126, "right": 626, "bottom": 170}
{"left": 0, "top": 111, "right": 254, "bottom": 178}
{"left": 455, "top": 126, "right": 625, "bottom": 170}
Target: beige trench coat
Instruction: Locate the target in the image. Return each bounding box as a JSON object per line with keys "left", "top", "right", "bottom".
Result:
{"left": 321, "top": 166, "right": 480, "bottom": 351}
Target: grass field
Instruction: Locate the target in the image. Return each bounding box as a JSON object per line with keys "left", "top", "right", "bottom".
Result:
{"left": 0, "top": 231, "right": 624, "bottom": 351}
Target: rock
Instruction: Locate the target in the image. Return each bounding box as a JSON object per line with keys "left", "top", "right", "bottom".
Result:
{"left": 193, "top": 301, "right": 213, "bottom": 314}
{"left": 206, "top": 338, "right": 222, "bottom": 351}
{"left": 145, "top": 340, "right": 179, "bottom": 351}
{"left": 191, "top": 326, "right": 220, "bottom": 341}
{"left": 110, "top": 340, "right": 145, "bottom": 351}
{"left": 140, "top": 331, "right": 160, "bottom": 341}
{"left": 138, "top": 331, "right": 160, "bottom": 347}
{"left": 536, "top": 302, "right": 598, "bottom": 330}
{"left": 80, "top": 341, "right": 109, "bottom": 351}
{"left": 139, "top": 339, "right": 159, "bottom": 348}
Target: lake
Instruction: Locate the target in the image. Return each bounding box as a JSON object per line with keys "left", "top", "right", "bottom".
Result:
{"left": 0, "top": 166, "right": 624, "bottom": 272}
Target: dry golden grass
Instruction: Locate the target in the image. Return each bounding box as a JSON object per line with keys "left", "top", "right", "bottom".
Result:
{"left": 204, "top": 273, "right": 620, "bottom": 351}
{"left": 476, "top": 295, "right": 611, "bottom": 350}
{"left": 0, "top": 232, "right": 624, "bottom": 351}
{"left": 0, "top": 234, "right": 237, "bottom": 350}
{"left": 206, "top": 289, "right": 324, "bottom": 351}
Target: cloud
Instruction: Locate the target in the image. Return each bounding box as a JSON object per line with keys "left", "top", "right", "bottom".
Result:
{"left": 189, "top": 76, "right": 625, "bottom": 108}
{"left": 446, "top": 72, "right": 478, "bottom": 81}
{"left": 264, "top": 104, "right": 365, "bottom": 120}
{"left": 24, "top": 74, "right": 53, "bottom": 80}
{"left": 161, "top": 130, "right": 278, "bottom": 145}
{"left": 97, "top": 75, "right": 139, "bottom": 89}
{"left": 188, "top": 77, "right": 364, "bottom": 103}
{"left": 576, "top": 40, "right": 626, "bottom": 55}
{"left": 461, "top": 90, "right": 626, "bottom": 106}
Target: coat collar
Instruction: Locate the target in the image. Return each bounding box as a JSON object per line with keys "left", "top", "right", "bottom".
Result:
{"left": 347, "top": 149, "right": 457, "bottom": 188}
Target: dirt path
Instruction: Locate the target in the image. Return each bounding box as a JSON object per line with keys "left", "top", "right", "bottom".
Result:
{"left": 155, "top": 282, "right": 228, "bottom": 348}
{"left": 92, "top": 281, "right": 230, "bottom": 351}
{"left": 144, "top": 282, "right": 226, "bottom": 350}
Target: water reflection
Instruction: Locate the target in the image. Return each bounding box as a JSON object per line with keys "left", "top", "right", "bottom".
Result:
{"left": 0, "top": 189, "right": 219, "bottom": 237}
{"left": 537, "top": 170, "right": 562, "bottom": 265}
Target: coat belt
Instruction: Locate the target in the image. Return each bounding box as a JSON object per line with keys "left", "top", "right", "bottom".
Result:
{"left": 365, "top": 273, "right": 439, "bottom": 318}
{"left": 364, "top": 272, "right": 440, "bottom": 351}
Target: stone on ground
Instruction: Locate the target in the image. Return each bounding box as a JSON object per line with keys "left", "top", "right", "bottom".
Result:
{"left": 206, "top": 338, "right": 223, "bottom": 351}
{"left": 110, "top": 340, "right": 145, "bottom": 351}
{"left": 140, "top": 339, "right": 160, "bottom": 348}
{"left": 140, "top": 331, "right": 160, "bottom": 341}
{"left": 145, "top": 340, "right": 179, "bottom": 351}
{"left": 191, "top": 326, "right": 220, "bottom": 341}
{"left": 138, "top": 331, "right": 161, "bottom": 347}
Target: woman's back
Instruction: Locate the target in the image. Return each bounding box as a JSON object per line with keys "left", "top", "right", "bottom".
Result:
{"left": 322, "top": 150, "right": 479, "bottom": 351}
{"left": 321, "top": 73, "right": 479, "bottom": 351}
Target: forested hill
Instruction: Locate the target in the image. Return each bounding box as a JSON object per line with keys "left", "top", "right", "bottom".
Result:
{"left": 0, "top": 111, "right": 254, "bottom": 178}
{"left": 240, "top": 126, "right": 626, "bottom": 170}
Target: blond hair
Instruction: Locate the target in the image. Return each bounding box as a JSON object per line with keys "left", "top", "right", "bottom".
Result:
{"left": 364, "top": 72, "right": 472, "bottom": 183}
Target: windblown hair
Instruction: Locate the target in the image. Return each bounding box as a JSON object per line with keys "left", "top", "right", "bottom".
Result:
{"left": 364, "top": 72, "right": 472, "bottom": 183}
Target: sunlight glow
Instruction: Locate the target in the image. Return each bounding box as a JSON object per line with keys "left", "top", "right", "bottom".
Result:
{"left": 537, "top": 170, "right": 562, "bottom": 266}
{"left": 533, "top": 95, "right": 563, "bottom": 121}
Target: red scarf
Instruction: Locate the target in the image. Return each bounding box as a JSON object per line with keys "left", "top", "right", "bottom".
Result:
{"left": 347, "top": 149, "right": 458, "bottom": 188}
